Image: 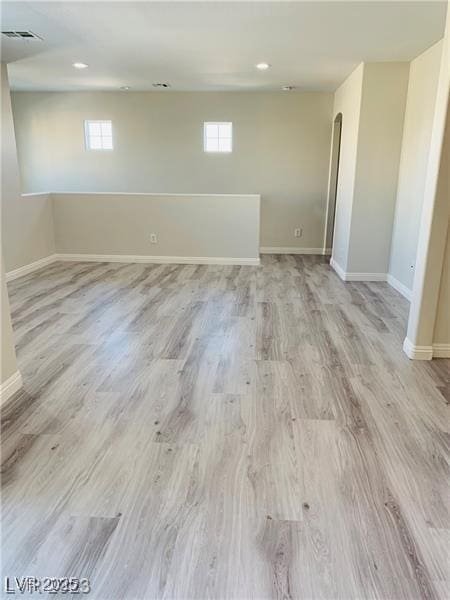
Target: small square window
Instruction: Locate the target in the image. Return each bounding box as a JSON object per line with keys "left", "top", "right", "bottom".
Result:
{"left": 204, "top": 121, "right": 232, "bottom": 153}
{"left": 85, "top": 120, "right": 113, "bottom": 150}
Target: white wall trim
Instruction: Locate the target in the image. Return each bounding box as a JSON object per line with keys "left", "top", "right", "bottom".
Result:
{"left": 5, "top": 253, "right": 260, "bottom": 280}
{"left": 403, "top": 337, "right": 433, "bottom": 360}
{"left": 6, "top": 254, "right": 58, "bottom": 281}
{"left": 330, "top": 258, "right": 385, "bottom": 281}
{"left": 21, "top": 192, "right": 50, "bottom": 197}
{"left": 0, "top": 370, "right": 23, "bottom": 405}
{"left": 432, "top": 343, "right": 450, "bottom": 358}
{"left": 260, "top": 247, "right": 327, "bottom": 255}
{"left": 331, "top": 259, "right": 417, "bottom": 290}
{"left": 56, "top": 253, "right": 260, "bottom": 266}
{"left": 23, "top": 191, "right": 260, "bottom": 198}
{"left": 386, "top": 274, "right": 412, "bottom": 301}
{"left": 330, "top": 257, "right": 347, "bottom": 280}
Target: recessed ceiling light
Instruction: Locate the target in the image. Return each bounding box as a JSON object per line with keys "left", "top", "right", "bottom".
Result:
{"left": 282, "top": 85, "right": 295, "bottom": 91}
{"left": 72, "top": 62, "right": 88, "bottom": 69}
{"left": 256, "top": 62, "right": 270, "bottom": 71}
{"left": 120, "top": 86, "right": 131, "bottom": 91}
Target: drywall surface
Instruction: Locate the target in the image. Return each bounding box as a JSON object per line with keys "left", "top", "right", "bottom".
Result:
{"left": 330, "top": 64, "right": 364, "bottom": 271}
{"left": 12, "top": 91, "right": 333, "bottom": 250}
{"left": 347, "top": 62, "right": 409, "bottom": 274}
{"left": 432, "top": 96, "right": 450, "bottom": 347}
{"left": 422, "top": 89, "right": 449, "bottom": 349}
{"left": 1, "top": 260, "right": 18, "bottom": 385}
{"left": 1, "top": 64, "right": 55, "bottom": 272}
{"left": 433, "top": 223, "right": 450, "bottom": 345}
{"left": 52, "top": 193, "right": 260, "bottom": 260}
{"left": 389, "top": 41, "right": 443, "bottom": 291}
{"left": 404, "top": 6, "right": 449, "bottom": 354}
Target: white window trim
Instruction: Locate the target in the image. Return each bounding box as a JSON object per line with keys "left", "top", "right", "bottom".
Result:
{"left": 203, "top": 121, "right": 233, "bottom": 153}
{"left": 84, "top": 120, "right": 114, "bottom": 151}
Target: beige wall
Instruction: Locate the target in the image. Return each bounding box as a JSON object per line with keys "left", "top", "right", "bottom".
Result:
{"left": 12, "top": 91, "right": 333, "bottom": 251}
{"left": 52, "top": 192, "right": 260, "bottom": 261}
{"left": 0, "top": 65, "right": 19, "bottom": 387}
{"left": 1, "top": 64, "right": 55, "bottom": 272}
{"left": 331, "top": 62, "right": 409, "bottom": 276}
{"left": 347, "top": 62, "right": 409, "bottom": 274}
{"left": 1, "top": 260, "right": 18, "bottom": 386}
{"left": 330, "top": 64, "right": 364, "bottom": 271}
{"left": 431, "top": 97, "right": 449, "bottom": 348}
{"left": 433, "top": 224, "right": 450, "bottom": 345}
{"left": 389, "top": 41, "right": 444, "bottom": 291}
{"left": 404, "top": 4, "right": 449, "bottom": 357}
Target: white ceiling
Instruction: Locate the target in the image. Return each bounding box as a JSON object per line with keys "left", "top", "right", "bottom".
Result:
{"left": 2, "top": 1, "right": 447, "bottom": 92}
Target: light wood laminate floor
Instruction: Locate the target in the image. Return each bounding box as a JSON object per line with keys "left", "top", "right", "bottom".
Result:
{"left": 2, "top": 256, "right": 449, "bottom": 600}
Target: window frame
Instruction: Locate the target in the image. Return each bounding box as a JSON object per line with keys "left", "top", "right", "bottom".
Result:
{"left": 203, "top": 121, "right": 233, "bottom": 154}
{"left": 84, "top": 119, "right": 114, "bottom": 151}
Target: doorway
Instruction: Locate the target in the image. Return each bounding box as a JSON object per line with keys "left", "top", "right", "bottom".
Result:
{"left": 325, "top": 113, "right": 342, "bottom": 255}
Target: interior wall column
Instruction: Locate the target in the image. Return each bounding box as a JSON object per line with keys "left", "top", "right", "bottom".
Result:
{"left": 404, "top": 8, "right": 450, "bottom": 360}
{"left": 0, "top": 258, "right": 21, "bottom": 403}
{"left": 1, "top": 62, "right": 22, "bottom": 400}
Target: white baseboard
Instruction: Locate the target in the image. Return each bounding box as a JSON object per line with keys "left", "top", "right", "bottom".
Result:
{"left": 330, "top": 257, "right": 346, "bottom": 280}
{"left": 56, "top": 253, "right": 260, "bottom": 266}
{"left": 0, "top": 370, "right": 23, "bottom": 405}
{"left": 6, "top": 253, "right": 260, "bottom": 281}
{"left": 330, "top": 263, "right": 413, "bottom": 301}
{"left": 403, "top": 339, "right": 450, "bottom": 359}
{"left": 330, "top": 258, "right": 387, "bottom": 282}
{"left": 260, "top": 247, "right": 326, "bottom": 255}
{"left": 6, "top": 254, "right": 58, "bottom": 281}
{"left": 403, "top": 338, "right": 433, "bottom": 360}
{"left": 386, "top": 274, "right": 412, "bottom": 301}
{"left": 432, "top": 343, "right": 450, "bottom": 358}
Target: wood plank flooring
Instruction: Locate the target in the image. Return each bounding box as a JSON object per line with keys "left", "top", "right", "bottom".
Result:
{"left": 2, "top": 255, "right": 449, "bottom": 599}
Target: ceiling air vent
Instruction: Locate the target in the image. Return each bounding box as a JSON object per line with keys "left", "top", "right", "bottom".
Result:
{"left": 2, "top": 30, "right": 43, "bottom": 40}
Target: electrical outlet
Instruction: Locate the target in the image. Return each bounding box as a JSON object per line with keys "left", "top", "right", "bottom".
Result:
{"left": 150, "top": 233, "right": 157, "bottom": 244}
{"left": 294, "top": 228, "right": 302, "bottom": 238}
